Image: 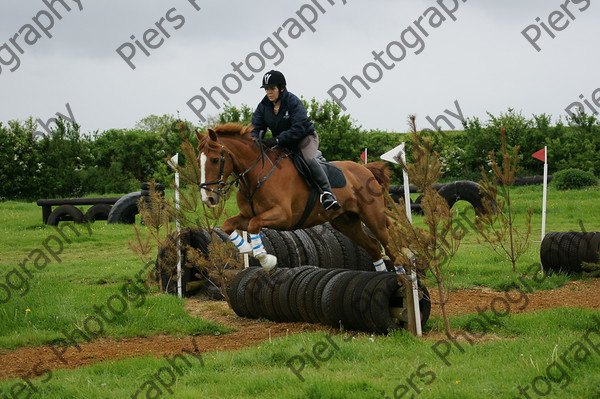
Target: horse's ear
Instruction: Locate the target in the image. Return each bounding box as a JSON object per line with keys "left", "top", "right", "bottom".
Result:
{"left": 195, "top": 129, "right": 203, "bottom": 141}
{"left": 208, "top": 128, "right": 218, "bottom": 142}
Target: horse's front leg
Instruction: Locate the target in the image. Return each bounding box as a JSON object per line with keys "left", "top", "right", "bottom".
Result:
{"left": 222, "top": 214, "right": 278, "bottom": 272}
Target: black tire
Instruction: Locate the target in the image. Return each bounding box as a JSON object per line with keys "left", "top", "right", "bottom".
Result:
{"left": 354, "top": 243, "right": 374, "bottom": 271}
{"left": 410, "top": 195, "right": 424, "bottom": 215}
{"left": 326, "top": 226, "right": 358, "bottom": 270}
{"left": 540, "top": 232, "right": 559, "bottom": 272}
{"left": 304, "top": 225, "right": 333, "bottom": 268}
{"left": 294, "top": 229, "right": 320, "bottom": 266}
{"left": 280, "top": 230, "right": 302, "bottom": 268}
{"left": 321, "top": 270, "right": 356, "bottom": 327}
{"left": 156, "top": 229, "right": 186, "bottom": 292}
{"left": 358, "top": 273, "right": 391, "bottom": 333}
{"left": 83, "top": 204, "right": 111, "bottom": 223}
{"left": 454, "top": 181, "right": 489, "bottom": 214}
{"left": 270, "top": 268, "right": 296, "bottom": 321}
{"left": 566, "top": 232, "right": 582, "bottom": 271}
{"left": 312, "top": 269, "right": 347, "bottom": 323}
{"left": 107, "top": 192, "right": 141, "bottom": 224}
{"left": 549, "top": 232, "right": 565, "bottom": 272}
{"left": 419, "top": 286, "right": 432, "bottom": 327}
{"left": 278, "top": 266, "right": 312, "bottom": 321}
{"left": 257, "top": 231, "right": 275, "bottom": 260}
{"left": 319, "top": 224, "right": 346, "bottom": 269}
{"left": 263, "top": 229, "right": 290, "bottom": 267}
{"left": 369, "top": 274, "right": 404, "bottom": 333}
{"left": 233, "top": 267, "right": 262, "bottom": 318}
{"left": 288, "top": 230, "right": 309, "bottom": 266}
{"left": 557, "top": 232, "right": 574, "bottom": 272}
{"left": 189, "top": 229, "right": 212, "bottom": 255}
{"left": 226, "top": 268, "right": 254, "bottom": 315}
{"left": 303, "top": 269, "right": 333, "bottom": 323}
{"left": 244, "top": 270, "right": 265, "bottom": 319}
{"left": 370, "top": 276, "right": 432, "bottom": 333}
{"left": 578, "top": 232, "right": 596, "bottom": 270}
{"left": 342, "top": 271, "right": 375, "bottom": 331}
{"left": 288, "top": 266, "right": 319, "bottom": 322}
{"left": 46, "top": 204, "right": 85, "bottom": 226}
{"left": 586, "top": 232, "right": 600, "bottom": 263}
{"left": 512, "top": 176, "right": 553, "bottom": 186}
{"left": 296, "top": 268, "right": 324, "bottom": 322}
{"left": 436, "top": 183, "right": 458, "bottom": 208}
{"left": 254, "top": 269, "right": 280, "bottom": 320}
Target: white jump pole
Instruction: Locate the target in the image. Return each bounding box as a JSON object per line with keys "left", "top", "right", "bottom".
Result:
{"left": 398, "top": 142, "right": 422, "bottom": 337}
{"left": 540, "top": 146, "right": 548, "bottom": 242}
{"left": 168, "top": 154, "right": 182, "bottom": 298}
{"left": 242, "top": 232, "right": 250, "bottom": 269}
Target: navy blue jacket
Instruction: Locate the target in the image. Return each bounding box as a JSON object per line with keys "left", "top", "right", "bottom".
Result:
{"left": 250, "top": 90, "right": 315, "bottom": 150}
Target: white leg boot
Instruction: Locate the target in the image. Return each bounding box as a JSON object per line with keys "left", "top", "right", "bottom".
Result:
{"left": 373, "top": 259, "right": 387, "bottom": 272}
{"left": 250, "top": 232, "right": 277, "bottom": 272}
{"left": 228, "top": 231, "right": 252, "bottom": 253}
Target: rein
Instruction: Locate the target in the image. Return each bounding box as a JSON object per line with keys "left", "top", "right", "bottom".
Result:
{"left": 200, "top": 138, "right": 288, "bottom": 215}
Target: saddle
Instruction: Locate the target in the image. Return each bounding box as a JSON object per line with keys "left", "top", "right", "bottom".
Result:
{"left": 288, "top": 152, "right": 346, "bottom": 229}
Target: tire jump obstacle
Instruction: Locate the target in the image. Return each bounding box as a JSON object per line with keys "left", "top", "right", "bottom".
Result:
{"left": 155, "top": 179, "right": 500, "bottom": 333}
{"left": 36, "top": 183, "right": 165, "bottom": 225}
{"left": 540, "top": 232, "right": 600, "bottom": 274}
{"left": 157, "top": 224, "right": 432, "bottom": 334}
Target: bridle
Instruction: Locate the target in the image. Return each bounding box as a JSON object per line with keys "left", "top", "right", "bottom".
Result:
{"left": 199, "top": 137, "right": 288, "bottom": 213}
{"left": 198, "top": 144, "right": 231, "bottom": 195}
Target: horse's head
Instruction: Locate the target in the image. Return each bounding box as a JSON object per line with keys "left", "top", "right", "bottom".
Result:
{"left": 196, "top": 123, "right": 256, "bottom": 207}
{"left": 197, "top": 128, "right": 234, "bottom": 207}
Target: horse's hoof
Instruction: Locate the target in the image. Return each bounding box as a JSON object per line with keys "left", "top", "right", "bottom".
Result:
{"left": 256, "top": 253, "right": 277, "bottom": 273}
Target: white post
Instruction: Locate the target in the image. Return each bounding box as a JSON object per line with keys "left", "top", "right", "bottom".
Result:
{"left": 168, "top": 154, "right": 182, "bottom": 298}
{"left": 242, "top": 231, "right": 250, "bottom": 269}
{"left": 540, "top": 146, "right": 548, "bottom": 276}
{"left": 398, "top": 143, "right": 422, "bottom": 337}
{"left": 541, "top": 146, "right": 548, "bottom": 242}
{"left": 364, "top": 148, "right": 368, "bottom": 164}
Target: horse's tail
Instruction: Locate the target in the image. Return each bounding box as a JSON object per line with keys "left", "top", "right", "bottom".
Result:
{"left": 365, "top": 161, "right": 391, "bottom": 192}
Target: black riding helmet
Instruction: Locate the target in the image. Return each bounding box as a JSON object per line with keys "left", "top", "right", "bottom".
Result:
{"left": 260, "top": 70, "right": 286, "bottom": 88}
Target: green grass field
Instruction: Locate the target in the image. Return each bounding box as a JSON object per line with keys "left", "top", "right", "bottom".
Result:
{"left": 0, "top": 185, "right": 599, "bottom": 398}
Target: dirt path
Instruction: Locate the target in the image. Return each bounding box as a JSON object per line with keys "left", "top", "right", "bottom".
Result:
{"left": 1, "top": 278, "right": 599, "bottom": 381}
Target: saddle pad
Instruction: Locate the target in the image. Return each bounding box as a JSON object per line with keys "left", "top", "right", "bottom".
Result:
{"left": 289, "top": 153, "right": 347, "bottom": 189}
{"left": 322, "top": 162, "right": 346, "bottom": 189}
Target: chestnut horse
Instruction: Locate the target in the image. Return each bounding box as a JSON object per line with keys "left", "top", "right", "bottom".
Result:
{"left": 197, "top": 123, "right": 395, "bottom": 272}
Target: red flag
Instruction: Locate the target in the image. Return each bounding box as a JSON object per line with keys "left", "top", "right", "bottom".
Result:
{"left": 360, "top": 149, "right": 367, "bottom": 164}
{"left": 532, "top": 148, "right": 546, "bottom": 162}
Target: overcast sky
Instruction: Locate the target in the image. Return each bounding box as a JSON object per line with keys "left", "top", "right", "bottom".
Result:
{"left": 1, "top": 0, "right": 598, "bottom": 135}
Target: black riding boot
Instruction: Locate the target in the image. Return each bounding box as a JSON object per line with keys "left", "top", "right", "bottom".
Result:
{"left": 307, "top": 159, "right": 341, "bottom": 211}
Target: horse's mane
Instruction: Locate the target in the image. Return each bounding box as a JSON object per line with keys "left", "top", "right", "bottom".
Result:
{"left": 198, "top": 123, "right": 254, "bottom": 151}
{"left": 210, "top": 123, "right": 253, "bottom": 138}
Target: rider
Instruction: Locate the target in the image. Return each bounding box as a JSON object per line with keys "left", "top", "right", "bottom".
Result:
{"left": 251, "top": 70, "right": 340, "bottom": 211}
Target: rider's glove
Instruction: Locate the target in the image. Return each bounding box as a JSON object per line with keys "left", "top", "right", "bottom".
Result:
{"left": 263, "top": 137, "right": 278, "bottom": 148}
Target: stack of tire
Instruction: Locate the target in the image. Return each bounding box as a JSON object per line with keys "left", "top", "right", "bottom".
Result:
{"left": 540, "top": 232, "right": 600, "bottom": 273}
{"left": 46, "top": 203, "right": 113, "bottom": 225}
{"left": 107, "top": 182, "right": 165, "bottom": 224}
{"left": 389, "top": 180, "right": 491, "bottom": 215}
{"left": 226, "top": 266, "right": 431, "bottom": 333}
{"left": 258, "top": 224, "right": 374, "bottom": 271}
{"left": 157, "top": 224, "right": 380, "bottom": 296}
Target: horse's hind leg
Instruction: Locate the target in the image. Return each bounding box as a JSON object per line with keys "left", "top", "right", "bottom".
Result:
{"left": 330, "top": 213, "right": 387, "bottom": 271}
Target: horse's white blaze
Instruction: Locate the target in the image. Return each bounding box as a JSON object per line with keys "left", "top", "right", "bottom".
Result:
{"left": 200, "top": 152, "right": 209, "bottom": 203}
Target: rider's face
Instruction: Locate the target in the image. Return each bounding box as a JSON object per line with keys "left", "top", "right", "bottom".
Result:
{"left": 265, "top": 86, "right": 280, "bottom": 103}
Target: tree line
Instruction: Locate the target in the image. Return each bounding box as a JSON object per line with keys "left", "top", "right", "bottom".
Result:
{"left": 1, "top": 100, "right": 598, "bottom": 200}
